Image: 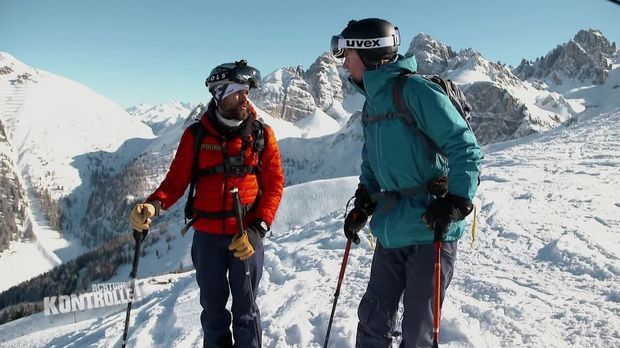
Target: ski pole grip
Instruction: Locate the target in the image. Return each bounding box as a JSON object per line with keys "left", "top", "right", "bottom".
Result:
{"left": 132, "top": 229, "right": 148, "bottom": 243}
{"left": 230, "top": 187, "right": 245, "bottom": 236}
{"left": 434, "top": 219, "right": 450, "bottom": 242}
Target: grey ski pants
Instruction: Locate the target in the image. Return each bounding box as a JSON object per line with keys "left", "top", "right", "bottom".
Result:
{"left": 356, "top": 241, "right": 458, "bottom": 348}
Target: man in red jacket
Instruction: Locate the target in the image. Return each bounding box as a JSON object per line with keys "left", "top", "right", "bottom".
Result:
{"left": 129, "top": 60, "right": 284, "bottom": 348}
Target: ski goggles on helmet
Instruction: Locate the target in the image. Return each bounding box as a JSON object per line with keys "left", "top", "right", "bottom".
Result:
{"left": 330, "top": 29, "right": 400, "bottom": 58}
{"left": 206, "top": 60, "right": 262, "bottom": 89}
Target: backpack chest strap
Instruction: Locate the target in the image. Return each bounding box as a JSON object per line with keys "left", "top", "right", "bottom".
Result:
{"left": 198, "top": 164, "right": 259, "bottom": 177}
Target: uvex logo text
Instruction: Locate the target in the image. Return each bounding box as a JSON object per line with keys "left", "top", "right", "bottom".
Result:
{"left": 345, "top": 39, "right": 381, "bottom": 48}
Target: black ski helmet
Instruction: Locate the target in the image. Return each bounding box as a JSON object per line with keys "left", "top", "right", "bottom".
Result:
{"left": 205, "top": 59, "right": 261, "bottom": 93}
{"left": 331, "top": 18, "right": 400, "bottom": 68}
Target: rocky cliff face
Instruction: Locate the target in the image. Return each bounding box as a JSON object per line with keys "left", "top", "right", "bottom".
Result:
{"left": 404, "top": 31, "right": 597, "bottom": 144}
{"left": 514, "top": 29, "right": 617, "bottom": 85}
{"left": 250, "top": 53, "right": 356, "bottom": 124}
{"left": 407, "top": 33, "right": 525, "bottom": 88}
{"left": 464, "top": 81, "right": 531, "bottom": 144}
{"left": 250, "top": 66, "right": 316, "bottom": 123}
{"left": 304, "top": 53, "right": 345, "bottom": 111}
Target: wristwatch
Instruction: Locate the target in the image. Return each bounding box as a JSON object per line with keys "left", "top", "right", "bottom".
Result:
{"left": 255, "top": 219, "right": 270, "bottom": 238}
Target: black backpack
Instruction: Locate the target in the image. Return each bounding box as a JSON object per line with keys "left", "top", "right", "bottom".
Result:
{"left": 363, "top": 72, "right": 473, "bottom": 155}
{"left": 400, "top": 73, "right": 472, "bottom": 125}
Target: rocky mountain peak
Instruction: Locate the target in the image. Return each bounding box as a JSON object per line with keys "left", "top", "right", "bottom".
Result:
{"left": 573, "top": 29, "right": 616, "bottom": 57}
{"left": 304, "top": 53, "right": 344, "bottom": 111}
{"left": 250, "top": 66, "right": 316, "bottom": 123}
{"left": 514, "top": 29, "right": 616, "bottom": 85}
{"left": 406, "top": 33, "right": 458, "bottom": 75}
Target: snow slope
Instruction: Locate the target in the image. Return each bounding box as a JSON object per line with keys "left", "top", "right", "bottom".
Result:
{"left": 254, "top": 104, "right": 304, "bottom": 140}
{"left": 294, "top": 108, "right": 340, "bottom": 139}
{"left": 0, "top": 52, "right": 154, "bottom": 198}
{"left": 1, "top": 107, "right": 618, "bottom": 347}
{"left": 0, "top": 52, "right": 155, "bottom": 291}
{"left": 127, "top": 101, "right": 194, "bottom": 135}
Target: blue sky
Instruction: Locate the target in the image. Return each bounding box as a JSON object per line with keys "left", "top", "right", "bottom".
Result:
{"left": 2, "top": 0, "right": 619, "bottom": 108}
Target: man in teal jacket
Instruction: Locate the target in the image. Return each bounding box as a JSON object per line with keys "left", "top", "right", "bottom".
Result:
{"left": 331, "top": 18, "right": 482, "bottom": 347}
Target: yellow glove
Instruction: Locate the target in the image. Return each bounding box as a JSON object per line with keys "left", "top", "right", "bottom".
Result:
{"left": 129, "top": 203, "right": 156, "bottom": 232}
{"left": 228, "top": 232, "right": 255, "bottom": 261}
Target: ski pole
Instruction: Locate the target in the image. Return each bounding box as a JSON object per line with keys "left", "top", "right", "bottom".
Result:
{"left": 432, "top": 226, "right": 443, "bottom": 348}
{"left": 323, "top": 238, "right": 352, "bottom": 348}
{"left": 122, "top": 228, "right": 147, "bottom": 348}
{"left": 231, "top": 187, "right": 262, "bottom": 347}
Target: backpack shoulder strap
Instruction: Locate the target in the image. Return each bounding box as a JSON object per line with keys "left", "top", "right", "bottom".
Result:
{"left": 393, "top": 72, "right": 447, "bottom": 157}
{"left": 184, "top": 121, "right": 205, "bottom": 220}
{"left": 188, "top": 121, "right": 205, "bottom": 181}
{"left": 252, "top": 118, "right": 266, "bottom": 153}
{"left": 392, "top": 72, "right": 418, "bottom": 129}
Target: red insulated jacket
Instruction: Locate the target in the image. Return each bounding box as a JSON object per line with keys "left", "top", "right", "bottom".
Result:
{"left": 146, "top": 103, "right": 284, "bottom": 235}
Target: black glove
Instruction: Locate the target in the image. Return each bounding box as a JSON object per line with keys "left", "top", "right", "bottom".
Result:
{"left": 427, "top": 176, "right": 448, "bottom": 197}
{"left": 354, "top": 184, "right": 376, "bottom": 215}
{"left": 343, "top": 207, "right": 368, "bottom": 244}
{"left": 247, "top": 219, "right": 269, "bottom": 250}
{"left": 423, "top": 194, "right": 473, "bottom": 238}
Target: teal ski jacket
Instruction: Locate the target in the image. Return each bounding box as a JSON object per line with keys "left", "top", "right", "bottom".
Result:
{"left": 355, "top": 55, "right": 482, "bottom": 248}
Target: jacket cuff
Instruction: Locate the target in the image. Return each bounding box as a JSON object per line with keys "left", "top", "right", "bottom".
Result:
{"left": 446, "top": 194, "right": 473, "bottom": 219}
{"left": 146, "top": 200, "right": 162, "bottom": 216}
{"left": 251, "top": 219, "right": 269, "bottom": 238}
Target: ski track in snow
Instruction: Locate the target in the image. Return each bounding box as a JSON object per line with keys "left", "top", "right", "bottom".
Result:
{"left": 1, "top": 111, "right": 619, "bottom": 347}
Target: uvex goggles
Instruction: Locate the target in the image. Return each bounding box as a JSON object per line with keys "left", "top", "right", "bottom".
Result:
{"left": 207, "top": 64, "right": 262, "bottom": 89}
{"left": 330, "top": 28, "right": 400, "bottom": 58}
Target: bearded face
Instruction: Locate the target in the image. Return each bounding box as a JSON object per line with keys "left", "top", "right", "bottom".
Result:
{"left": 218, "top": 90, "right": 250, "bottom": 121}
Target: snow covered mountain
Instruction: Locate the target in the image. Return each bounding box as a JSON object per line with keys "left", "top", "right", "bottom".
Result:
{"left": 276, "top": 31, "right": 617, "bottom": 184}
{"left": 127, "top": 101, "right": 194, "bottom": 135}
{"left": 406, "top": 33, "right": 597, "bottom": 145}
{"left": 514, "top": 29, "right": 617, "bottom": 86}
{"left": 514, "top": 29, "right": 620, "bottom": 117}
{"left": 255, "top": 30, "right": 618, "bottom": 148}
{"left": 1, "top": 108, "right": 617, "bottom": 347}
{"left": 0, "top": 52, "right": 154, "bottom": 290}
{"left": 251, "top": 53, "right": 364, "bottom": 129}
{"left": 280, "top": 110, "right": 364, "bottom": 185}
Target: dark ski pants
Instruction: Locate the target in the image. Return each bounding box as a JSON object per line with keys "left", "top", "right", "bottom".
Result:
{"left": 191, "top": 231, "right": 263, "bottom": 348}
{"left": 356, "top": 241, "right": 457, "bottom": 348}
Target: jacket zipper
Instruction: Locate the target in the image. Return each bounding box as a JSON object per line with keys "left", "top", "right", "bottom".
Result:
{"left": 221, "top": 139, "right": 228, "bottom": 234}
{"left": 374, "top": 120, "right": 389, "bottom": 189}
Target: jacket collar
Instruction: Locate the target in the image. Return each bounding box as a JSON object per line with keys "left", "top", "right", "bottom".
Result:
{"left": 201, "top": 100, "right": 257, "bottom": 138}
{"left": 350, "top": 55, "right": 418, "bottom": 100}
